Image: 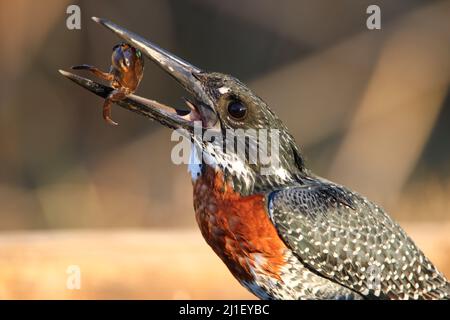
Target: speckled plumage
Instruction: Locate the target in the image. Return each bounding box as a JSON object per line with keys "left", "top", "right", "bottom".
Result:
{"left": 61, "top": 24, "right": 450, "bottom": 299}
{"left": 267, "top": 178, "right": 450, "bottom": 299}
{"left": 241, "top": 249, "right": 363, "bottom": 300}
{"left": 185, "top": 74, "right": 450, "bottom": 300}
{"left": 191, "top": 164, "right": 363, "bottom": 300}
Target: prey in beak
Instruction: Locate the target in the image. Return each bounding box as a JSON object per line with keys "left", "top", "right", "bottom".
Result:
{"left": 60, "top": 17, "right": 217, "bottom": 131}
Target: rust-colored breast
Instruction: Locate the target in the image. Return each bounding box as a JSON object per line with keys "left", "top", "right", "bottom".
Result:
{"left": 193, "top": 166, "right": 288, "bottom": 283}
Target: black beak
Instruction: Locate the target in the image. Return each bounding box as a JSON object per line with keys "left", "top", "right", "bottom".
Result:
{"left": 60, "top": 17, "right": 217, "bottom": 130}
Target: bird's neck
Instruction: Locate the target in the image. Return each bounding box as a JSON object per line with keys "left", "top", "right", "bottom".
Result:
{"left": 187, "top": 143, "right": 305, "bottom": 196}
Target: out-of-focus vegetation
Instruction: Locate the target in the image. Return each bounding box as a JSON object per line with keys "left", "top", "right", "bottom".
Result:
{"left": 0, "top": 0, "right": 449, "bottom": 298}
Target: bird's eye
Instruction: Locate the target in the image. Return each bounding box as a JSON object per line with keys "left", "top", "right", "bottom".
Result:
{"left": 227, "top": 101, "right": 247, "bottom": 119}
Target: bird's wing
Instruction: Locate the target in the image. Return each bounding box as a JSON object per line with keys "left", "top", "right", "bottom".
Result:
{"left": 267, "top": 181, "right": 449, "bottom": 299}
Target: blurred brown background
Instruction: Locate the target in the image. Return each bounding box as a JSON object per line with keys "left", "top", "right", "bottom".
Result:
{"left": 0, "top": 0, "right": 449, "bottom": 299}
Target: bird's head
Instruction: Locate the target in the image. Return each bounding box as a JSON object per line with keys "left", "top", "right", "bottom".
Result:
{"left": 62, "top": 18, "right": 307, "bottom": 194}
{"left": 176, "top": 71, "right": 307, "bottom": 194}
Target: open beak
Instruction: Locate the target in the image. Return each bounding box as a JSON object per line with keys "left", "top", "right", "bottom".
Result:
{"left": 59, "top": 17, "right": 217, "bottom": 130}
